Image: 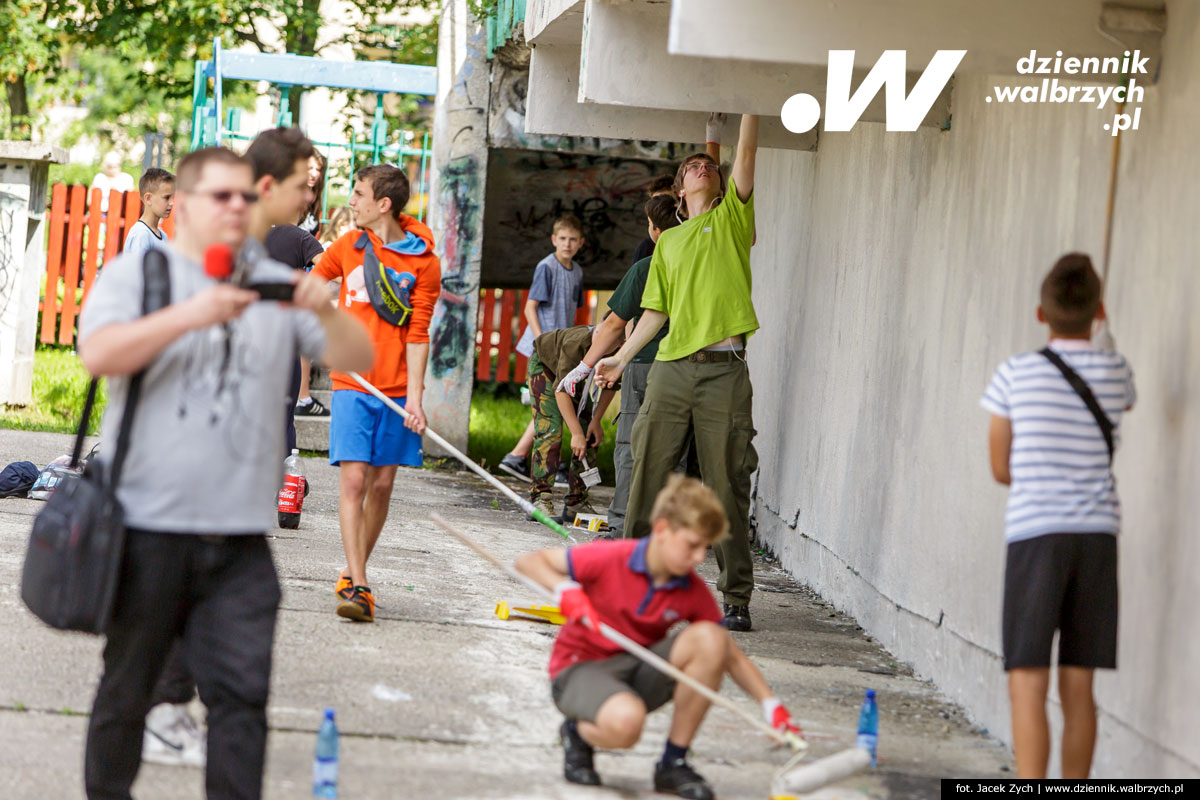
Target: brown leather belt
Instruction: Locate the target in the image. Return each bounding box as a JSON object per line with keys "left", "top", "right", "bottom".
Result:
{"left": 684, "top": 349, "right": 744, "bottom": 363}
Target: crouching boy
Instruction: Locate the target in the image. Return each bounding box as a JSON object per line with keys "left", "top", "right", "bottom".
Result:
{"left": 515, "top": 476, "right": 802, "bottom": 800}
{"left": 528, "top": 322, "right": 620, "bottom": 521}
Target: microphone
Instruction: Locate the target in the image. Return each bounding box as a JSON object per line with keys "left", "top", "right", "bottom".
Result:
{"left": 204, "top": 243, "right": 234, "bottom": 281}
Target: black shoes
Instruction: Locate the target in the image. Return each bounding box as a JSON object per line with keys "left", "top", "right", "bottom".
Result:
{"left": 723, "top": 603, "right": 752, "bottom": 632}
{"left": 294, "top": 397, "right": 330, "bottom": 416}
{"left": 560, "top": 721, "right": 600, "bottom": 786}
{"left": 654, "top": 756, "right": 714, "bottom": 800}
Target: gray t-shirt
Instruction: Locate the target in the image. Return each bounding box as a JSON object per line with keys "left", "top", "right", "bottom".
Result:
{"left": 122, "top": 220, "right": 165, "bottom": 262}
{"left": 515, "top": 253, "right": 583, "bottom": 357}
{"left": 78, "top": 240, "right": 328, "bottom": 533}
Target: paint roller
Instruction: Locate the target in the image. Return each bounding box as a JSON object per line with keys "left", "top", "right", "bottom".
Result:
{"left": 347, "top": 371, "right": 578, "bottom": 543}
{"left": 769, "top": 747, "right": 872, "bottom": 799}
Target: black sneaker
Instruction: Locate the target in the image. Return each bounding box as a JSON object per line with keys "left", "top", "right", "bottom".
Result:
{"left": 559, "top": 720, "right": 600, "bottom": 786}
{"left": 554, "top": 462, "right": 570, "bottom": 489}
{"left": 723, "top": 603, "right": 752, "bottom": 632}
{"left": 499, "top": 453, "right": 531, "bottom": 483}
{"left": 654, "top": 756, "right": 714, "bottom": 800}
{"left": 294, "top": 397, "right": 330, "bottom": 417}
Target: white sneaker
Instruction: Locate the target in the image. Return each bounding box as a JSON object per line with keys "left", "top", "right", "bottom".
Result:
{"left": 142, "top": 702, "right": 206, "bottom": 768}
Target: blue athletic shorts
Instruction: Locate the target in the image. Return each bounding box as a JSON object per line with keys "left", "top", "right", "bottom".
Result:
{"left": 329, "top": 389, "right": 424, "bottom": 467}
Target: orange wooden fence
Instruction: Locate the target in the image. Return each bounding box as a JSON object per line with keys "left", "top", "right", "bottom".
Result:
{"left": 42, "top": 180, "right": 595, "bottom": 380}
{"left": 475, "top": 290, "right": 596, "bottom": 384}
{"left": 40, "top": 184, "right": 174, "bottom": 345}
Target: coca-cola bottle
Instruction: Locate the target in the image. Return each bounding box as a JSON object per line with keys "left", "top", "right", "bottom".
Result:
{"left": 277, "top": 449, "right": 306, "bottom": 529}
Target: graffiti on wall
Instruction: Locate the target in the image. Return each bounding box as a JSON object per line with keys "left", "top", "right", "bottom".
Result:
{"left": 482, "top": 148, "right": 668, "bottom": 288}
{"left": 430, "top": 154, "right": 482, "bottom": 379}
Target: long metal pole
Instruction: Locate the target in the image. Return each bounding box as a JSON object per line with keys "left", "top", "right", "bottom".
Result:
{"left": 347, "top": 371, "right": 575, "bottom": 543}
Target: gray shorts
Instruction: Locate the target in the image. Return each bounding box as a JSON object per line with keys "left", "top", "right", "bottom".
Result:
{"left": 551, "top": 635, "right": 678, "bottom": 722}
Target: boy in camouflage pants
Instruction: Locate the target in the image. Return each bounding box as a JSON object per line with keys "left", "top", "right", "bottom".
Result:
{"left": 529, "top": 324, "right": 621, "bottom": 520}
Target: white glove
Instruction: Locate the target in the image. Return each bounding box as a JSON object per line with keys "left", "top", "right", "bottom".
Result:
{"left": 706, "top": 112, "right": 727, "bottom": 144}
{"left": 556, "top": 360, "right": 594, "bottom": 395}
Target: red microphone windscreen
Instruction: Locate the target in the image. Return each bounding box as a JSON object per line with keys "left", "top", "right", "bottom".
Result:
{"left": 204, "top": 244, "right": 234, "bottom": 280}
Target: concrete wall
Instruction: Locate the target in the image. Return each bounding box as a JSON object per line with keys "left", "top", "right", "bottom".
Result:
{"left": 747, "top": 3, "right": 1199, "bottom": 778}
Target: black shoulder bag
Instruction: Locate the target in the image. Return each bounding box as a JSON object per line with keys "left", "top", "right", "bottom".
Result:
{"left": 21, "top": 249, "right": 172, "bottom": 634}
{"left": 1040, "top": 347, "right": 1114, "bottom": 463}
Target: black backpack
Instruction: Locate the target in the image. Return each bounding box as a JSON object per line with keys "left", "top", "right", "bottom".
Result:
{"left": 21, "top": 249, "right": 171, "bottom": 634}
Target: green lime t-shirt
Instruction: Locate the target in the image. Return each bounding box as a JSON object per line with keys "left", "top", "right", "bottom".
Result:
{"left": 641, "top": 177, "right": 757, "bottom": 361}
{"left": 607, "top": 256, "right": 668, "bottom": 364}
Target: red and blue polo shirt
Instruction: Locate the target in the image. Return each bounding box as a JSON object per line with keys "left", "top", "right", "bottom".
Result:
{"left": 548, "top": 538, "right": 724, "bottom": 678}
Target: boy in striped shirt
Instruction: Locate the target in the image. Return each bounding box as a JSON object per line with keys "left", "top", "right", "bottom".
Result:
{"left": 981, "top": 253, "right": 1136, "bottom": 779}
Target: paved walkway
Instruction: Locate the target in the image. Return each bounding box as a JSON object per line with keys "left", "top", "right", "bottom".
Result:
{"left": 0, "top": 429, "right": 1010, "bottom": 798}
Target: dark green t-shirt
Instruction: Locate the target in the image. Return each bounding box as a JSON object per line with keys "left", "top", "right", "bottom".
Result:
{"left": 607, "top": 256, "right": 669, "bottom": 364}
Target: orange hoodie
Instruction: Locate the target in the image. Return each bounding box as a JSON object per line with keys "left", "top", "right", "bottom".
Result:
{"left": 313, "top": 214, "right": 441, "bottom": 397}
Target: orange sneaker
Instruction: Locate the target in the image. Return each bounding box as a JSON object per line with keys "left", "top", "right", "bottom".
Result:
{"left": 337, "top": 586, "right": 375, "bottom": 622}
{"left": 335, "top": 569, "right": 354, "bottom": 600}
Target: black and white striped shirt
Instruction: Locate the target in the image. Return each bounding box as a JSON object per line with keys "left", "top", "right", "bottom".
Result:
{"left": 981, "top": 340, "right": 1136, "bottom": 543}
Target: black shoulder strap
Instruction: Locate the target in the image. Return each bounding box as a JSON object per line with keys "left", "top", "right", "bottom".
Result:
{"left": 1040, "top": 347, "right": 1114, "bottom": 463}
{"left": 69, "top": 250, "right": 172, "bottom": 487}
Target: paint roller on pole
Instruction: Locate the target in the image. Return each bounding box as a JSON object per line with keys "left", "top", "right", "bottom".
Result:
{"left": 430, "top": 513, "right": 878, "bottom": 798}
{"left": 347, "top": 371, "right": 577, "bottom": 543}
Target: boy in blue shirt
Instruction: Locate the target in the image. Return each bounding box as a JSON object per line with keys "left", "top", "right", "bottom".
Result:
{"left": 500, "top": 214, "right": 585, "bottom": 481}
{"left": 981, "top": 253, "right": 1136, "bottom": 778}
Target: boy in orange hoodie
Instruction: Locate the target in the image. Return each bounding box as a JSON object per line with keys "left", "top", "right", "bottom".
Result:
{"left": 312, "top": 165, "right": 441, "bottom": 622}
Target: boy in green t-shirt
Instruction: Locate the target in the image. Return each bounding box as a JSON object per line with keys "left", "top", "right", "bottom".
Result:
{"left": 559, "top": 194, "right": 680, "bottom": 537}
{"left": 597, "top": 113, "right": 761, "bottom": 632}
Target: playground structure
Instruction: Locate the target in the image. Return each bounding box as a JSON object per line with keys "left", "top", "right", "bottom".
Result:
{"left": 190, "top": 38, "right": 438, "bottom": 221}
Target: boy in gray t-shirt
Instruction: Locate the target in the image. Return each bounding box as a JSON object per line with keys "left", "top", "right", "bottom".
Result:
{"left": 122, "top": 168, "right": 175, "bottom": 261}
{"left": 501, "top": 214, "right": 585, "bottom": 481}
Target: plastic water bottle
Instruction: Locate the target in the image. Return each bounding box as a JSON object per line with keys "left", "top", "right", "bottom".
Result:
{"left": 278, "top": 449, "right": 306, "bottom": 529}
{"left": 856, "top": 689, "right": 879, "bottom": 767}
{"left": 312, "top": 708, "right": 338, "bottom": 798}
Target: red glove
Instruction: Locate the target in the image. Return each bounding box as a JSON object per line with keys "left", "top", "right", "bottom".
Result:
{"left": 554, "top": 580, "right": 598, "bottom": 626}
{"left": 762, "top": 697, "right": 802, "bottom": 736}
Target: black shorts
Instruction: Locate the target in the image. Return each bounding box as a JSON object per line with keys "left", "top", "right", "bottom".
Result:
{"left": 1003, "top": 533, "right": 1118, "bottom": 670}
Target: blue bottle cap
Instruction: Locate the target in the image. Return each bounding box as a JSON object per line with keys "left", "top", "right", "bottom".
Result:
{"left": 866, "top": 689, "right": 876, "bottom": 699}
{"left": 323, "top": 707, "right": 335, "bottom": 720}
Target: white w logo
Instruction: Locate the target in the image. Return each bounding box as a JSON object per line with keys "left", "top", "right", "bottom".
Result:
{"left": 782, "top": 50, "right": 966, "bottom": 133}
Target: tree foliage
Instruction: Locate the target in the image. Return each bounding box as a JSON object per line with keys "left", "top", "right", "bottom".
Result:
{"left": 5, "top": 1, "right": 440, "bottom": 143}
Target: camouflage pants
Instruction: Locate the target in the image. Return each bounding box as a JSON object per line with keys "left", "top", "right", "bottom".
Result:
{"left": 529, "top": 352, "right": 596, "bottom": 505}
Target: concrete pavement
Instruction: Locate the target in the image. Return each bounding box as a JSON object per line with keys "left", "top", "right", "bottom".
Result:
{"left": 0, "top": 429, "right": 1011, "bottom": 798}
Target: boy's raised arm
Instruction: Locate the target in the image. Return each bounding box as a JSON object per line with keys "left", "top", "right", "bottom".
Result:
{"left": 731, "top": 114, "right": 758, "bottom": 201}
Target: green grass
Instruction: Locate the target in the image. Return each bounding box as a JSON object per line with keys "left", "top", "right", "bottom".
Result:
{"left": 0, "top": 350, "right": 621, "bottom": 485}
{"left": 0, "top": 346, "right": 103, "bottom": 434}
{"left": 468, "top": 383, "right": 618, "bottom": 484}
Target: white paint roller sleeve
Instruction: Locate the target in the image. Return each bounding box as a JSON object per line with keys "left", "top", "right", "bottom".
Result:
{"left": 770, "top": 747, "right": 872, "bottom": 798}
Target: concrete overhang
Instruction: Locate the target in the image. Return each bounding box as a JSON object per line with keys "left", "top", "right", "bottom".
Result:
{"left": 667, "top": 0, "right": 1165, "bottom": 81}
{"left": 576, "top": 0, "right": 950, "bottom": 129}
{"left": 526, "top": 0, "right": 586, "bottom": 45}
{"left": 527, "top": 43, "right": 817, "bottom": 150}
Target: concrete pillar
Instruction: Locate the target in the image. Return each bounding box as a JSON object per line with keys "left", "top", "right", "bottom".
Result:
{"left": 424, "top": 0, "right": 489, "bottom": 453}
{"left": 0, "top": 142, "right": 67, "bottom": 406}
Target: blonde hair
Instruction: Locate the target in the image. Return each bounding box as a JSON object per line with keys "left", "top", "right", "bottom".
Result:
{"left": 651, "top": 475, "right": 729, "bottom": 543}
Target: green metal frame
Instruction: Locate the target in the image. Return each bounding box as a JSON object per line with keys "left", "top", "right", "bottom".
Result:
{"left": 190, "top": 38, "right": 436, "bottom": 221}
